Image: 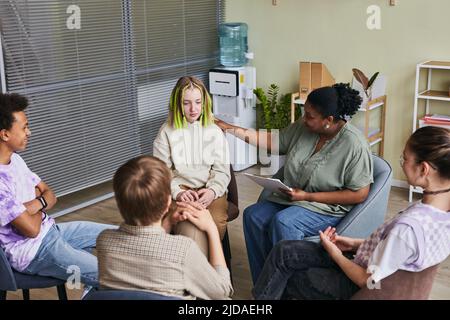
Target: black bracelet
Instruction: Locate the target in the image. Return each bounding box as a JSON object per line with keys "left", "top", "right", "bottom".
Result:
{"left": 37, "top": 196, "right": 48, "bottom": 210}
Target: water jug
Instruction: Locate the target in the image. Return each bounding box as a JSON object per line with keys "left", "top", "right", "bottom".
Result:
{"left": 219, "top": 23, "right": 248, "bottom": 67}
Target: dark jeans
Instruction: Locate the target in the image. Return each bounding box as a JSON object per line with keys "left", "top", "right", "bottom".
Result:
{"left": 243, "top": 200, "right": 342, "bottom": 283}
{"left": 252, "top": 240, "right": 359, "bottom": 300}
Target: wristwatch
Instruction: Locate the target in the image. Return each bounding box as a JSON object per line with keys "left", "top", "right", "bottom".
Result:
{"left": 36, "top": 196, "right": 48, "bottom": 210}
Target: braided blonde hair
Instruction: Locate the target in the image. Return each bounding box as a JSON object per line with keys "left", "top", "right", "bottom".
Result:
{"left": 168, "top": 76, "right": 214, "bottom": 129}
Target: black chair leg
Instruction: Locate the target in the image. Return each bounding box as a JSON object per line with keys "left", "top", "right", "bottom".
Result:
{"left": 222, "top": 229, "right": 233, "bottom": 283}
{"left": 0, "top": 290, "right": 6, "bottom": 300}
{"left": 22, "top": 289, "right": 30, "bottom": 300}
{"left": 57, "top": 284, "right": 67, "bottom": 300}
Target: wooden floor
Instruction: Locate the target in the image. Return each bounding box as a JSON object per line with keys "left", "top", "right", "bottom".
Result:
{"left": 4, "top": 167, "right": 450, "bottom": 300}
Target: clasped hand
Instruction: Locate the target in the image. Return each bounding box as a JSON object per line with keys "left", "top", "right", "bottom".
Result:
{"left": 176, "top": 188, "right": 215, "bottom": 208}
{"left": 170, "top": 201, "right": 215, "bottom": 232}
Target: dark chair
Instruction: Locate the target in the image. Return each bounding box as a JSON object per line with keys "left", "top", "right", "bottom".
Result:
{"left": 223, "top": 164, "right": 240, "bottom": 278}
{"left": 83, "top": 288, "right": 181, "bottom": 300}
{"left": 0, "top": 247, "right": 67, "bottom": 300}
{"left": 257, "top": 154, "right": 393, "bottom": 242}
{"left": 351, "top": 264, "right": 440, "bottom": 300}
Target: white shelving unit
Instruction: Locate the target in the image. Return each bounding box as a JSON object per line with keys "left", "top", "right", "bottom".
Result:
{"left": 410, "top": 60, "right": 450, "bottom": 201}
{"left": 356, "top": 95, "right": 387, "bottom": 156}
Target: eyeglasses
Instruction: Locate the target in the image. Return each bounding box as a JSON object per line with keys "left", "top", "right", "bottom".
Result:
{"left": 400, "top": 154, "right": 437, "bottom": 170}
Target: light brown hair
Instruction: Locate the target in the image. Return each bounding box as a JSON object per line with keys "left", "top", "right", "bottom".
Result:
{"left": 113, "top": 156, "right": 171, "bottom": 225}
{"left": 407, "top": 126, "right": 450, "bottom": 180}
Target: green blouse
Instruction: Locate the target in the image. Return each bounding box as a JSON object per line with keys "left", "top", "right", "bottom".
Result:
{"left": 267, "top": 121, "right": 374, "bottom": 217}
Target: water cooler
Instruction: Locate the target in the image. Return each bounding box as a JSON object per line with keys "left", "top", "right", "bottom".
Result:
{"left": 209, "top": 66, "right": 257, "bottom": 171}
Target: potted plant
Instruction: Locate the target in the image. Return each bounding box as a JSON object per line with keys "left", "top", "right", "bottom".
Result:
{"left": 253, "top": 84, "right": 301, "bottom": 174}
{"left": 352, "top": 68, "right": 379, "bottom": 107}
{"left": 254, "top": 83, "right": 302, "bottom": 130}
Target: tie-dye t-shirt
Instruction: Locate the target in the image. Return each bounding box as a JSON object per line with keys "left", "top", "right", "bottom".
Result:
{"left": 0, "top": 153, "right": 54, "bottom": 271}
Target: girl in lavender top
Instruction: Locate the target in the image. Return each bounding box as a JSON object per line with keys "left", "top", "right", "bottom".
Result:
{"left": 252, "top": 126, "right": 450, "bottom": 300}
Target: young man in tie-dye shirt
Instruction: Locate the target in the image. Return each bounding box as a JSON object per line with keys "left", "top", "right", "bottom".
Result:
{"left": 0, "top": 93, "right": 113, "bottom": 289}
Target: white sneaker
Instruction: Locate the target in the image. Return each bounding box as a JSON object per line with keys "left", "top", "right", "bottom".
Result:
{"left": 81, "top": 285, "right": 93, "bottom": 299}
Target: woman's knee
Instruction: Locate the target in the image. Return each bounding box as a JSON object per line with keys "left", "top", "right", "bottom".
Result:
{"left": 208, "top": 201, "right": 228, "bottom": 240}
{"left": 270, "top": 213, "right": 305, "bottom": 241}
{"left": 272, "top": 240, "right": 304, "bottom": 259}
{"left": 243, "top": 204, "right": 258, "bottom": 225}
{"left": 174, "top": 221, "right": 209, "bottom": 258}
{"left": 264, "top": 240, "right": 302, "bottom": 272}
{"left": 272, "top": 210, "right": 295, "bottom": 227}
{"left": 270, "top": 240, "right": 321, "bottom": 268}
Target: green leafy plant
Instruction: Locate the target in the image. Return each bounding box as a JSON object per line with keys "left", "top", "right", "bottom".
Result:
{"left": 254, "top": 84, "right": 300, "bottom": 130}
{"left": 352, "top": 68, "right": 379, "bottom": 98}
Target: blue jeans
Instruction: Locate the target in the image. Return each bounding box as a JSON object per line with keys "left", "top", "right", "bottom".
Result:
{"left": 23, "top": 221, "right": 115, "bottom": 287}
{"left": 243, "top": 200, "right": 342, "bottom": 283}
{"left": 252, "top": 240, "right": 359, "bottom": 300}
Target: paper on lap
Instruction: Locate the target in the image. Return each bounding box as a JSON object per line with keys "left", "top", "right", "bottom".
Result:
{"left": 243, "top": 173, "right": 292, "bottom": 193}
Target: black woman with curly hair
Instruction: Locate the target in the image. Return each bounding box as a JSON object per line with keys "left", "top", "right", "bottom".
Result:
{"left": 215, "top": 83, "right": 373, "bottom": 283}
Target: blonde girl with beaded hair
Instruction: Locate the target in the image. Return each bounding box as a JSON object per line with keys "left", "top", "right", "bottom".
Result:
{"left": 153, "top": 76, "right": 231, "bottom": 254}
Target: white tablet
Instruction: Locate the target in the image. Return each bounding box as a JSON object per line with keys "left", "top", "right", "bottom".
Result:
{"left": 243, "top": 173, "right": 292, "bottom": 193}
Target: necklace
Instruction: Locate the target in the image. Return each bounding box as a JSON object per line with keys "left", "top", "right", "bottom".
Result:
{"left": 423, "top": 186, "right": 450, "bottom": 195}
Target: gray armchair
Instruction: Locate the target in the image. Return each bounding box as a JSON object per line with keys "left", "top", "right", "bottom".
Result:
{"left": 257, "top": 154, "right": 393, "bottom": 242}
{"left": 0, "top": 247, "right": 67, "bottom": 300}
{"left": 351, "top": 264, "right": 440, "bottom": 300}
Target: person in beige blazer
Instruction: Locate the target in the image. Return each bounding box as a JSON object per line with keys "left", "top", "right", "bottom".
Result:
{"left": 96, "top": 156, "right": 233, "bottom": 300}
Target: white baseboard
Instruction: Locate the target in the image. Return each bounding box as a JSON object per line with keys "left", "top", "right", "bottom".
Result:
{"left": 391, "top": 179, "right": 409, "bottom": 189}
{"left": 49, "top": 192, "right": 115, "bottom": 218}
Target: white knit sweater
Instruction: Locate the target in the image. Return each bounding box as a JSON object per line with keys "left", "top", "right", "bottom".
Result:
{"left": 153, "top": 121, "right": 230, "bottom": 200}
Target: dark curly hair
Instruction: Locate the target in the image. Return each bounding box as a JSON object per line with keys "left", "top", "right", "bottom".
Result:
{"left": 306, "top": 83, "right": 362, "bottom": 121}
{"left": 0, "top": 93, "right": 29, "bottom": 130}
{"left": 407, "top": 126, "right": 450, "bottom": 180}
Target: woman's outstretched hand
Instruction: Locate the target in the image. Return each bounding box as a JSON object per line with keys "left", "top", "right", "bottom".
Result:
{"left": 214, "top": 118, "right": 230, "bottom": 132}
{"left": 319, "top": 226, "right": 343, "bottom": 258}
{"left": 329, "top": 230, "right": 357, "bottom": 252}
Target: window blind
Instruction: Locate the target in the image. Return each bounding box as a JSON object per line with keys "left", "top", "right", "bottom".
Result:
{"left": 0, "top": 0, "right": 224, "bottom": 198}
{"left": 132, "top": 0, "right": 224, "bottom": 154}
{"left": 0, "top": 0, "right": 140, "bottom": 196}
